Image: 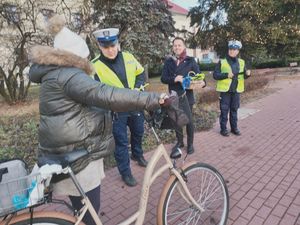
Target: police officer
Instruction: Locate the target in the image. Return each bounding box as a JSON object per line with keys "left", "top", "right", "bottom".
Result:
{"left": 213, "top": 40, "right": 251, "bottom": 137}
{"left": 92, "top": 28, "right": 148, "bottom": 187}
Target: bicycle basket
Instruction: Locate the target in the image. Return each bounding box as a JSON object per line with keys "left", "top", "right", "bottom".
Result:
{"left": 186, "top": 80, "right": 204, "bottom": 90}
{"left": 0, "top": 159, "right": 45, "bottom": 216}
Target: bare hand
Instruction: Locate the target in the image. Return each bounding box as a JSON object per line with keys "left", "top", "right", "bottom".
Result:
{"left": 228, "top": 72, "right": 234, "bottom": 79}
{"left": 174, "top": 75, "right": 183, "bottom": 83}
{"left": 246, "top": 70, "right": 251, "bottom": 76}
{"left": 159, "top": 93, "right": 169, "bottom": 105}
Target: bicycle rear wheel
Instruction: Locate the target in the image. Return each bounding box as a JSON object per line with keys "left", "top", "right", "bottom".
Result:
{"left": 157, "top": 162, "right": 229, "bottom": 225}
{"left": 4, "top": 211, "right": 79, "bottom": 225}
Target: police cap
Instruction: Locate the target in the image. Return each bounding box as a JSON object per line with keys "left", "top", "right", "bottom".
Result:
{"left": 93, "top": 28, "right": 119, "bottom": 47}
{"left": 228, "top": 40, "right": 242, "bottom": 50}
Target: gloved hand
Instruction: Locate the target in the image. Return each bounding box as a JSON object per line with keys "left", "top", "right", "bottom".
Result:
{"left": 160, "top": 91, "right": 177, "bottom": 107}
{"left": 159, "top": 91, "right": 176, "bottom": 107}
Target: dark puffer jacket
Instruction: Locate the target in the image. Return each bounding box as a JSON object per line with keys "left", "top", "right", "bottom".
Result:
{"left": 28, "top": 46, "right": 161, "bottom": 173}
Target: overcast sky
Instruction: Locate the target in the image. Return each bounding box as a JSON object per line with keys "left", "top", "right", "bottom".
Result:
{"left": 171, "top": 0, "right": 198, "bottom": 10}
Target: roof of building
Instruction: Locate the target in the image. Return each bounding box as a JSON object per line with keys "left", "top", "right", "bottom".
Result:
{"left": 167, "top": 0, "right": 188, "bottom": 15}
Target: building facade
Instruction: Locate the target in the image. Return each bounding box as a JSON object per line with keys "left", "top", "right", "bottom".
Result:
{"left": 167, "top": 0, "right": 218, "bottom": 63}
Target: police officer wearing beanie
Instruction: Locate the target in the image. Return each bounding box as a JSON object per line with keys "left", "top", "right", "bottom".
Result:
{"left": 213, "top": 40, "right": 251, "bottom": 137}
{"left": 92, "top": 28, "right": 148, "bottom": 187}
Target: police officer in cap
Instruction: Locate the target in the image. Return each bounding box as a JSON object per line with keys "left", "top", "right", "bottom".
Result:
{"left": 92, "top": 28, "right": 147, "bottom": 187}
{"left": 213, "top": 40, "right": 251, "bottom": 137}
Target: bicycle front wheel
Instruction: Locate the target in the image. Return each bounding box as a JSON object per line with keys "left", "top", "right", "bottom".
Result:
{"left": 4, "top": 211, "right": 79, "bottom": 225}
{"left": 157, "top": 162, "right": 229, "bottom": 225}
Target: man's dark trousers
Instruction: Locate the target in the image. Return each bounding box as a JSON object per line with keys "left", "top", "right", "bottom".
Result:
{"left": 113, "top": 112, "right": 144, "bottom": 176}
{"left": 175, "top": 95, "right": 194, "bottom": 146}
{"left": 219, "top": 92, "right": 240, "bottom": 131}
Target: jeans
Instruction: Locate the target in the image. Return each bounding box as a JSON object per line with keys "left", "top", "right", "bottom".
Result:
{"left": 175, "top": 95, "right": 194, "bottom": 146}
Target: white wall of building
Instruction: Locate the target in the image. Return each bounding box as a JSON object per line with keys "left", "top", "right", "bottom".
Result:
{"left": 171, "top": 10, "right": 218, "bottom": 63}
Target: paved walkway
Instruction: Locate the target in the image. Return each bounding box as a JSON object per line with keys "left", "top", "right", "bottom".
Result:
{"left": 43, "top": 77, "right": 300, "bottom": 225}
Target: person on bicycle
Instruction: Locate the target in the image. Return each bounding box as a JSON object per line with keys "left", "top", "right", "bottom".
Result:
{"left": 213, "top": 40, "right": 251, "bottom": 136}
{"left": 28, "top": 15, "right": 167, "bottom": 225}
{"left": 92, "top": 28, "right": 148, "bottom": 187}
{"left": 161, "top": 37, "right": 206, "bottom": 156}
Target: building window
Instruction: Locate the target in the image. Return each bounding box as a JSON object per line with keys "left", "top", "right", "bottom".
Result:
{"left": 72, "top": 13, "right": 82, "bottom": 29}
{"left": 3, "top": 4, "right": 20, "bottom": 24}
{"left": 40, "top": 9, "right": 54, "bottom": 20}
{"left": 203, "top": 54, "right": 209, "bottom": 59}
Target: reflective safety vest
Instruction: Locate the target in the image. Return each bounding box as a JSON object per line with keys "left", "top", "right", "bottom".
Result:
{"left": 216, "top": 58, "right": 245, "bottom": 93}
{"left": 92, "top": 52, "right": 144, "bottom": 89}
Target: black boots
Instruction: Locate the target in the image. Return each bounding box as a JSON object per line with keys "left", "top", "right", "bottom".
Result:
{"left": 172, "top": 142, "right": 184, "bottom": 151}
{"left": 220, "top": 129, "right": 241, "bottom": 136}
{"left": 231, "top": 129, "right": 241, "bottom": 136}
{"left": 171, "top": 141, "right": 194, "bottom": 157}
{"left": 187, "top": 145, "right": 194, "bottom": 154}
{"left": 122, "top": 174, "right": 137, "bottom": 187}
{"left": 131, "top": 155, "right": 148, "bottom": 167}
{"left": 220, "top": 129, "right": 230, "bottom": 137}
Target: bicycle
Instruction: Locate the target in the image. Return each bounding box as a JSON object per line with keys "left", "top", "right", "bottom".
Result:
{"left": 0, "top": 111, "right": 229, "bottom": 225}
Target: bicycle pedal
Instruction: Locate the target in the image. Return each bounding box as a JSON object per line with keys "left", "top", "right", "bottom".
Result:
{"left": 170, "top": 147, "right": 182, "bottom": 159}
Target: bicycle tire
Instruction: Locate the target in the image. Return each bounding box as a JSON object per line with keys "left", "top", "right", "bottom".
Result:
{"left": 1, "top": 211, "right": 80, "bottom": 225}
{"left": 157, "top": 162, "right": 229, "bottom": 225}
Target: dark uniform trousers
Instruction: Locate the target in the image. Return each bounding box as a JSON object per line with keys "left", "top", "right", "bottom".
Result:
{"left": 175, "top": 94, "right": 194, "bottom": 146}
{"left": 113, "top": 112, "right": 144, "bottom": 176}
{"left": 219, "top": 92, "right": 240, "bottom": 131}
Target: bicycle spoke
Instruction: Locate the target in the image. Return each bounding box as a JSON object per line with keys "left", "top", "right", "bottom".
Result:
{"left": 158, "top": 163, "right": 229, "bottom": 225}
{"left": 167, "top": 207, "right": 193, "bottom": 223}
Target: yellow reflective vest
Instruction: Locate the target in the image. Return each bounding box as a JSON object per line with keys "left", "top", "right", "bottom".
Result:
{"left": 216, "top": 58, "right": 245, "bottom": 93}
{"left": 92, "top": 52, "right": 144, "bottom": 89}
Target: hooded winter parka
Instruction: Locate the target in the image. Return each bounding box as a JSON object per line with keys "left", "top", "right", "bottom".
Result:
{"left": 28, "top": 46, "right": 161, "bottom": 173}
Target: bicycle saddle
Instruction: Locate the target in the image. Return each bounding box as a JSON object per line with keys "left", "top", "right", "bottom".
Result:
{"left": 37, "top": 149, "right": 88, "bottom": 168}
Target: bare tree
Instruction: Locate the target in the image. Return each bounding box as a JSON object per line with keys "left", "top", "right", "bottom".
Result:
{"left": 0, "top": 0, "right": 92, "bottom": 104}
{"left": 0, "top": 0, "right": 49, "bottom": 104}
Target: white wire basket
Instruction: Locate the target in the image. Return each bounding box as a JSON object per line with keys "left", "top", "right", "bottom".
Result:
{"left": 0, "top": 173, "right": 45, "bottom": 217}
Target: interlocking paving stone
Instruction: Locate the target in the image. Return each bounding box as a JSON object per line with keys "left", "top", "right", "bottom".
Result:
{"left": 37, "top": 77, "right": 300, "bottom": 225}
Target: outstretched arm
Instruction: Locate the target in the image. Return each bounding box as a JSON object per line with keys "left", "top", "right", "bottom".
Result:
{"left": 62, "top": 71, "right": 161, "bottom": 112}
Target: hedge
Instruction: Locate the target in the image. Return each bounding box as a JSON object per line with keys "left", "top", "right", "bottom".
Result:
{"left": 148, "top": 57, "right": 300, "bottom": 77}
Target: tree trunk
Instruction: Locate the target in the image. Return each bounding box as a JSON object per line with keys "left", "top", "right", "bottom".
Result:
{"left": 0, "top": 67, "right": 12, "bottom": 104}
{"left": 144, "top": 63, "right": 149, "bottom": 83}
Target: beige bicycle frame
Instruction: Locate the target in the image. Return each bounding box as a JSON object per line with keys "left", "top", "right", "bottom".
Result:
{"left": 76, "top": 143, "right": 204, "bottom": 225}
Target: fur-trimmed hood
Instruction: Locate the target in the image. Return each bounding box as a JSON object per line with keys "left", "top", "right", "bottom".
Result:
{"left": 28, "top": 45, "right": 94, "bottom": 83}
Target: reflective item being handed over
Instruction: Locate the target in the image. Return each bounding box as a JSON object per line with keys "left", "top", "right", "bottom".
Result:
{"left": 182, "top": 71, "right": 206, "bottom": 90}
